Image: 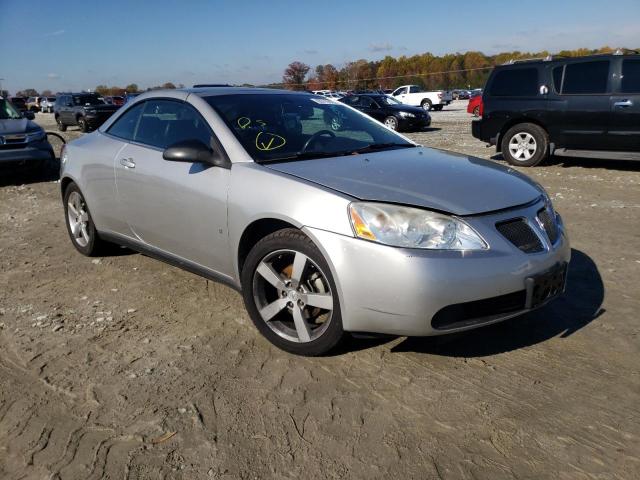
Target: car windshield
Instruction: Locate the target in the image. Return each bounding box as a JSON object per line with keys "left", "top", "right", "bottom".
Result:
{"left": 378, "top": 95, "right": 402, "bottom": 106}
{"left": 0, "top": 99, "right": 23, "bottom": 119}
{"left": 74, "top": 95, "right": 104, "bottom": 106}
{"left": 206, "top": 93, "right": 415, "bottom": 162}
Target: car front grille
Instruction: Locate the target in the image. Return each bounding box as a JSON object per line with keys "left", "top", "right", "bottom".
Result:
{"left": 496, "top": 218, "right": 544, "bottom": 253}
{"left": 537, "top": 208, "right": 558, "bottom": 244}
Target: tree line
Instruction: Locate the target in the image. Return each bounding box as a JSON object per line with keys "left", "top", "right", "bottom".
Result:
{"left": 280, "top": 46, "right": 627, "bottom": 91}
{"left": 11, "top": 82, "right": 183, "bottom": 98}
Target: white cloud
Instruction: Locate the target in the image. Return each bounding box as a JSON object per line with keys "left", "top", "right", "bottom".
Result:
{"left": 45, "top": 29, "right": 65, "bottom": 37}
{"left": 47, "top": 73, "right": 60, "bottom": 79}
{"left": 369, "top": 42, "right": 393, "bottom": 52}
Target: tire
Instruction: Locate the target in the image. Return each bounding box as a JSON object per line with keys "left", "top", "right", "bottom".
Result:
{"left": 56, "top": 116, "right": 67, "bottom": 132}
{"left": 420, "top": 99, "right": 432, "bottom": 111}
{"left": 501, "top": 123, "right": 549, "bottom": 167}
{"left": 241, "top": 228, "right": 345, "bottom": 356}
{"left": 78, "top": 117, "right": 89, "bottom": 133}
{"left": 63, "top": 183, "right": 109, "bottom": 256}
{"left": 473, "top": 106, "right": 480, "bottom": 117}
{"left": 383, "top": 116, "right": 399, "bottom": 131}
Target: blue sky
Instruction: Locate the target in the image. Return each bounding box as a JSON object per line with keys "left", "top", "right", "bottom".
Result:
{"left": 1, "top": 0, "right": 639, "bottom": 93}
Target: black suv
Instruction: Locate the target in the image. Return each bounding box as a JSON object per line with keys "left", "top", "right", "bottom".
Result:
{"left": 54, "top": 93, "right": 120, "bottom": 132}
{"left": 472, "top": 51, "right": 640, "bottom": 166}
{"left": 339, "top": 93, "right": 431, "bottom": 131}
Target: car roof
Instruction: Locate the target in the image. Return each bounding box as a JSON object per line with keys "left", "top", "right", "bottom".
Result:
{"left": 499, "top": 51, "right": 639, "bottom": 67}
{"left": 188, "top": 87, "right": 309, "bottom": 98}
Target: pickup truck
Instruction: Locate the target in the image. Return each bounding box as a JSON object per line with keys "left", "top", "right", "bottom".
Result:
{"left": 390, "top": 85, "right": 452, "bottom": 111}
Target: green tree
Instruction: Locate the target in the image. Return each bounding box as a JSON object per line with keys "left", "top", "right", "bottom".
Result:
{"left": 125, "top": 83, "right": 139, "bottom": 93}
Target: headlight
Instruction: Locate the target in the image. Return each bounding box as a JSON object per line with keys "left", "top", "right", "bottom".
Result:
{"left": 26, "top": 130, "right": 46, "bottom": 143}
{"left": 349, "top": 202, "right": 488, "bottom": 250}
{"left": 398, "top": 111, "right": 415, "bottom": 118}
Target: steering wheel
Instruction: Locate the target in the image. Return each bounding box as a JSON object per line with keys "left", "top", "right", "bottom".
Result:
{"left": 301, "top": 130, "right": 336, "bottom": 153}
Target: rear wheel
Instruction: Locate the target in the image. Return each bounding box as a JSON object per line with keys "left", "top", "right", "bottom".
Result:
{"left": 501, "top": 123, "right": 549, "bottom": 167}
{"left": 56, "top": 116, "right": 67, "bottom": 132}
{"left": 63, "top": 183, "right": 109, "bottom": 256}
{"left": 420, "top": 99, "right": 432, "bottom": 111}
{"left": 241, "top": 229, "right": 344, "bottom": 356}
{"left": 383, "top": 116, "right": 399, "bottom": 131}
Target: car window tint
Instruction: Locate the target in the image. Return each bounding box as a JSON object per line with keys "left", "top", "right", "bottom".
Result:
{"left": 562, "top": 61, "right": 610, "bottom": 94}
{"left": 489, "top": 68, "right": 539, "bottom": 96}
{"left": 107, "top": 102, "right": 144, "bottom": 141}
{"left": 409, "top": 86, "right": 421, "bottom": 93}
{"left": 395, "top": 87, "right": 406, "bottom": 95}
{"left": 134, "top": 100, "right": 213, "bottom": 149}
{"left": 621, "top": 59, "right": 640, "bottom": 93}
{"left": 552, "top": 66, "right": 564, "bottom": 93}
{"left": 360, "top": 96, "right": 374, "bottom": 108}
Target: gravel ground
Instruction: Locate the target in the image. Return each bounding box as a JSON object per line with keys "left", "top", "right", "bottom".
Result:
{"left": 1, "top": 101, "right": 639, "bottom": 479}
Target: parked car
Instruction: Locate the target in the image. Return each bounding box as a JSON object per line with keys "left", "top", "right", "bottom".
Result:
{"left": 26, "top": 96, "right": 42, "bottom": 112}
{"left": 8, "top": 97, "right": 27, "bottom": 112}
{"left": 60, "top": 87, "right": 569, "bottom": 356}
{"left": 54, "top": 93, "right": 120, "bottom": 132}
{"left": 472, "top": 51, "right": 640, "bottom": 166}
{"left": 391, "top": 85, "right": 453, "bottom": 111}
{"left": 340, "top": 93, "right": 430, "bottom": 131}
{"left": 104, "top": 96, "right": 125, "bottom": 106}
{"left": 0, "top": 97, "right": 54, "bottom": 171}
{"left": 40, "top": 96, "right": 57, "bottom": 113}
{"left": 453, "top": 89, "right": 470, "bottom": 100}
{"left": 467, "top": 95, "right": 483, "bottom": 117}
{"left": 124, "top": 92, "right": 141, "bottom": 103}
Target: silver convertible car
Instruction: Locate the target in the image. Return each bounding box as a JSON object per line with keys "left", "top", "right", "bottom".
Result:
{"left": 60, "top": 87, "right": 570, "bottom": 355}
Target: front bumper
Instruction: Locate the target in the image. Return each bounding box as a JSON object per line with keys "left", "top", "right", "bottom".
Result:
{"left": 84, "top": 112, "right": 116, "bottom": 128}
{"left": 0, "top": 142, "right": 54, "bottom": 164}
{"left": 304, "top": 199, "right": 571, "bottom": 336}
{"left": 398, "top": 116, "right": 431, "bottom": 131}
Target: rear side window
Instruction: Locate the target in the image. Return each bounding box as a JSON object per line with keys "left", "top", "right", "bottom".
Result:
{"left": 408, "top": 86, "right": 421, "bottom": 93}
{"left": 621, "top": 59, "right": 640, "bottom": 93}
{"left": 107, "top": 102, "right": 144, "bottom": 140}
{"left": 562, "top": 61, "right": 610, "bottom": 94}
{"left": 552, "top": 66, "right": 564, "bottom": 93}
{"left": 489, "top": 68, "right": 539, "bottom": 96}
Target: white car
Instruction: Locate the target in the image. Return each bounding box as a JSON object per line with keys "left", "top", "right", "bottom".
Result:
{"left": 391, "top": 85, "right": 453, "bottom": 111}
{"left": 40, "top": 97, "right": 57, "bottom": 113}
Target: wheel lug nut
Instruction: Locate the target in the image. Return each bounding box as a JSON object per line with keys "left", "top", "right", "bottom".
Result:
{"left": 287, "top": 301, "right": 293, "bottom": 308}
{"left": 297, "top": 300, "right": 304, "bottom": 307}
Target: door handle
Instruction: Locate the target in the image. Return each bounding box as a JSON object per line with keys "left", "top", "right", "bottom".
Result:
{"left": 614, "top": 100, "right": 633, "bottom": 107}
{"left": 120, "top": 158, "right": 136, "bottom": 169}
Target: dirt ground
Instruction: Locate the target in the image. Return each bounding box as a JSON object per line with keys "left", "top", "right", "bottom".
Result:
{"left": 1, "top": 101, "right": 639, "bottom": 480}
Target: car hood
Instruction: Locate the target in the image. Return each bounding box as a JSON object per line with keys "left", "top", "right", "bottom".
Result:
{"left": 0, "top": 118, "right": 39, "bottom": 135}
{"left": 264, "top": 147, "right": 542, "bottom": 215}
{"left": 386, "top": 104, "right": 426, "bottom": 114}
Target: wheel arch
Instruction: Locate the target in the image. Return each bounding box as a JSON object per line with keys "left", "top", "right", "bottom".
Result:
{"left": 237, "top": 218, "right": 300, "bottom": 278}
{"left": 496, "top": 118, "right": 549, "bottom": 152}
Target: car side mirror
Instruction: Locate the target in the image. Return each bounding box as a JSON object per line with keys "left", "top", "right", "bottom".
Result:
{"left": 163, "top": 139, "right": 226, "bottom": 167}
{"left": 22, "top": 111, "right": 35, "bottom": 120}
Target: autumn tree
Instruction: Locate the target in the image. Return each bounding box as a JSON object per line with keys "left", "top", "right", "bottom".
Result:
{"left": 282, "top": 61, "right": 310, "bottom": 90}
{"left": 125, "top": 83, "right": 139, "bottom": 93}
{"left": 162, "top": 82, "right": 176, "bottom": 89}
{"left": 41, "top": 89, "right": 53, "bottom": 96}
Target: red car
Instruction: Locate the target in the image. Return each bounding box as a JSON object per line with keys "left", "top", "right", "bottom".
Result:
{"left": 467, "top": 95, "right": 483, "bottom": 117}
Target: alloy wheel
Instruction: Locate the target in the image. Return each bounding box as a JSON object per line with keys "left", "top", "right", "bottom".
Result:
{"left": 384, "top": 117, "right": 398, "bottom": 130}
{"left": 67, "top": 191, "right": 91, "bottom": 247}
{"left": 508, "top": 132, "right": 537, "bottom": 161}
{"left": 252, "top": 249, "right": 334, "bottom": 343}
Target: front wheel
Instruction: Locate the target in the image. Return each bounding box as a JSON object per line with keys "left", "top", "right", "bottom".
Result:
{"left": 56, "top": 117, "right": 67, "bottom": 132}
{"left": 501, "top": 123, "right": 549, "bottom": 167}
{"left": 78, "top": 117, "right": 89, "bottom": 133}
{"left": 241, "top": 229, "right": 345, "bottom": 356}
{"left": 383, "top": 116, "right": 399, "bottom": 131}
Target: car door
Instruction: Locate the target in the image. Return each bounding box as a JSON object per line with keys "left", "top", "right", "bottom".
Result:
{"left": 392, "top": 86, "right": 408, "bottom": 102}
{"left": 608, "top": 57, "right": 640, "bottom": 151}
{"left": 114, "top": 98, "right": 232, "bottom": 274}
{"left": 549, "top": 59, "right": 612, "bottom": 150}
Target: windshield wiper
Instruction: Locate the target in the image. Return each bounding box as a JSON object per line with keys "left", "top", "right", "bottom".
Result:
{"left": 349, "top": 142, "right": 416, "bottom": 154}
{"left": 259, "top": 150, "right": 351, "bottom": 163}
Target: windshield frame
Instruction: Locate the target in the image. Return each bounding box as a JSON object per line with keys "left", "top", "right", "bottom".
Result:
{"left": 205, "top": 92, "right": 415, "bottom": 163}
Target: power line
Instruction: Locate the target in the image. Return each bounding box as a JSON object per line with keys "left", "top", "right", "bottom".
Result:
{"left": 262, "top": 65, "right": 495, "bottom": 88}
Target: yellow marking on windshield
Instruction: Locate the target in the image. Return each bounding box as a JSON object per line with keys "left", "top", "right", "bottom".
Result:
{"left": 255, "top": 132, "right": 286, "bottom": 151}
{"left": 237, "top": 117, "right": 251, "bottom": 129}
